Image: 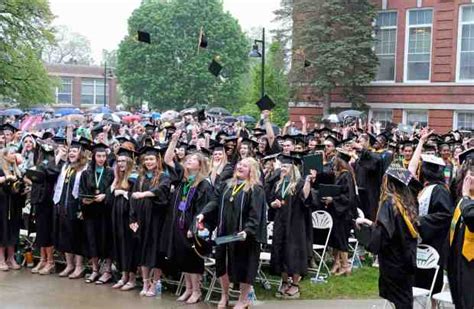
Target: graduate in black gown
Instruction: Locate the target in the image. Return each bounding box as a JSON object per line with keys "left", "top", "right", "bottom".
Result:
{"left": 356, "top": 164, "right": 419, "bottom": 309}
{"left": 129, "top": 146, "right": 171, "bottom": 297}
{"left": 162, "top": 130, "right": 213, "bottom": 304}
{"left": 447, "top": 153, "right": 474, "bottom": 309}
{"left": 51, "top": 140, "right": 88, "bottom": 279}
{"left": 80, "top": 143, "right": 114, "bottom": 284}
{"left": 28, "top": 141, "right": 56, "bottom": 275}
{"left": 197, "top": 157, "right": 266, "bottom": 309}
{"left": 108, "top": 146, "right": 139, "bottom": 291}
{"left": 322, "top": 150, "right": 357, "bottom": 277}
{"left": 269, "top": 154, "right": 315, "bottom": 299}
{"left": 0, "top": 146, "right": 26, "bottom": 271}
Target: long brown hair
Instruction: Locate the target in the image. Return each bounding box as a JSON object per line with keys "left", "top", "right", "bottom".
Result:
{"left": 138, "top": 153, "right": 164, "bottom": 190}
{"left": 183, "top": 152, "right": 210, "bottom": 188}
{"left": 113, "top": 156, "right": 135, "bottom": 191}
{"left": 379, "top": 175, "right": 418, "bottom": 223}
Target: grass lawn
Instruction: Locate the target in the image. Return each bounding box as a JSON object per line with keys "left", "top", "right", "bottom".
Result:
{"left": 254, "top": 266, "right": 380, "bottom": 300}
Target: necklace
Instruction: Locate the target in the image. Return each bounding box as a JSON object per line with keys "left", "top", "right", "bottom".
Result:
{"left": 230, "top": 182, "right": 246, "bottom": 202}
{"left": 94, "top": 167, "right": 104, "bottom": 195}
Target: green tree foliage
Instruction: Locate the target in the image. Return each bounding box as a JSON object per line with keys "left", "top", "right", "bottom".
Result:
{"left": 298, "top": 0, "right": 378, "bottom": 114}
{"left": 0, "top": 0, "right": 56, "bottom": 107}
{"left": 117, "top": 0, "right": 249, "bottom": 111}
{"left": 239, "top": 41, "right": 289, "bottom": 126}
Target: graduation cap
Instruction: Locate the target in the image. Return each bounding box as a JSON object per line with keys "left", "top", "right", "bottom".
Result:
{"left": 139, "top": 146, "right": 161, "bottom": 156}
{"left": 255, "top": 95, "right": 275, "bottom": 111}
{"left": 252, "top": 128, "right": 266, "bottom": 137}
{"left": 385, "top": 164, "right": 414, "bottom": 186}
{"left": 336, "top": 137, "right": 354, "bottom": 148}
{"left": 423, "top": 143, "right": 437, "bottom": 153}
{"left": 209, "top": 58, "right": 223, "bottom": 77}
{"left": 197, "top": 109, "right": 206, "bottom": 122}
{"left": 71, "top": 136, "right": 92, "bottom": 150}
{"left": 367, "top": 133, "right": 377, "bottom": 146}
{"left": 241, "top": 137, "right": 258, "bottom": 149}
{"left": 262, "top": 153, "right": 279, "bottom": 162}
{"left": 224, "top": 135, "right": 238, "bottom": 143}
{"left": 92, "top": 143, "right": 109, "bottom": 153}
{"left": 137, "top": 30, "right": 151, "bottom": 44}
{"left": 304, "top": 59, "right": 312, "bottom": 68}
{"left": 198, "top": 27, "right": 208, "bottom": 49}
{"left": 277, "top": 154, "right": 302, "bottom": 165}
{"left": 336, "top": 148, "right": 352, "bottom": 163}
{"left": 400, "top": 139, "right": 418, "bottom": 149}
{"left": 421, "top": 154, "right": 445, "bottom": 167}
{"left": 53, "top": 136, "right": 67, "bottom": 146}
{"left": 210, "top": 142, "right": 225, "bottom": 152}
{"left": 117, "top": 147, "right": 136, "bottom": 159}
{"left": 199, "top": 147, "right": 212, "bottom": 157}
{"left": 116, "top": 136, "right": 131, "bottom": 144}
{"left": 459, "top": 148, "right": 474, "bottom": 165}
{"left": 1, "top": 123, "right": 18, "bottom": 133}
{"left": 41, "top": 132, "right": 54, "bottom": 140}
{"left": 92, "top": 124, "right": 105, "bottom": 135}
{"left": 324, "top": 135, "right": 339, "bottom": 146}
{"left": 144, "top": 123, "right": 157, "bottom": 132}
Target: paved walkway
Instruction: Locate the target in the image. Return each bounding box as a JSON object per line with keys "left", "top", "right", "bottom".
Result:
{"left": 0, "top": 269, "right": 436, "bottom": 309}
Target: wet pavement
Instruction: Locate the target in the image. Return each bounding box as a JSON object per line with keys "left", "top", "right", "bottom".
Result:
{"left": 0, "top": 269, "right": 389, "bottom": 308}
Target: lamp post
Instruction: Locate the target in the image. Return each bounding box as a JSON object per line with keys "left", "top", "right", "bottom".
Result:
{"left": 103, "top": 62, "right": 107, "bottom": 107}
{"left": 249, "top": 27, "right": 265, "bottom": 98}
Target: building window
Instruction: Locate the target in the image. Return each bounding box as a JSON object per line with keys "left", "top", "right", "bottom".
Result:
{"left": 458, "top": 5, "right": 474, "bottom": 81}
{"left": 375, "top": 11, "right": 397, "bottom": 81}
{"left": 405, "top": 110, "right": 428, "bottom": 127}
{"left": 371, "top": 109, "right": 393, "bottom": 128}
{"left": 81, "top": 78, "right": 108, "bottom": 105}
{"left": 405, "top": 9, "right": 433, "bottom": 82}
{"left": 456, "top": 112, "right": 474, "bottom": 130}
{"left": 55, "top": 77, "right": 73, "bottom": 104}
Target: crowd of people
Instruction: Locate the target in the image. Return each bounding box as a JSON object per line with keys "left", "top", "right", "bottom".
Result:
{"left": 0, "top": 107, "right": 473, "bottom": 309}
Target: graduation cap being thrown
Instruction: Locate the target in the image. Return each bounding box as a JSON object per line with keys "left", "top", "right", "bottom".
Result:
{"left": 209, "top": 58, "right": 223, "bottom": 77}
{"left": 137, "top": 30, "right": 151, "bottom": 44}
{"left": 198, "top": 27, "right": 208, "bottom": 49}
{"left": 256, "top": 95, "right": 275, "bottom": 111}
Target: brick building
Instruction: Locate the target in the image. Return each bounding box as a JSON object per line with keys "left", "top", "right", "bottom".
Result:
{"left": 289, "top": 0, "right": 474, "bottom": 133}
{"left": 46, "top": 64, "right": 118, "bottom": 110}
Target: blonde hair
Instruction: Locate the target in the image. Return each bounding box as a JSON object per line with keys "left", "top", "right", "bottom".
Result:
{"left": 275, "top": 163, "right": 301, "bottom": 196}
{"left": 113, "top": 156, "right": 135, "bottom": 190}
{"left": 228, "top": 157, "right": 261, "bottom": 192}
{"left": 210, "top": 149, "right": 228, "bottom": 184}
{"left": 183, "top": 152, "right": 210, "bottom": 188}
{"left": 0, "top": 146, "right": 21, "bottom": 178}
{"left": 138, "top": 153, "right": 164, "bottom": 189}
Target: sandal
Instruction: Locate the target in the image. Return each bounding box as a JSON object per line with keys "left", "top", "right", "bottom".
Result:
{"left": 275, "top": 282, "right": 289, "bottom": 298}
{"left": 96, "top": 272, "right": 112, "bottom": 285}
{"left": 284, "top": 284, "right": 300, "bottom": 299}
{"left": 120, "top": 281, "right": 136, "bottom": 291}
{"left": 85, "top": 271, "right": 100, "bottom": 284}
{"left": 112, "top": 279, "right": 126, "bottom": 289}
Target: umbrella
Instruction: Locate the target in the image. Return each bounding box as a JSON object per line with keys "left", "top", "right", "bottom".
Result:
{"left": 114, "top": 111, "right": 132, "bottom": 117}
{"left": 207, "top": 107, "right": 231, "bottom": 116}
{"left": 88, "top": 106, "right": 112, "bottom": 114}
{"left": 180, "top": 108, "right": 197, "bottom": 116}
{"left": 1, "top": 108, "right": 24, "bottom": 116}
{"left": 93, "top": 113, "right": 121, "bottom": 123}
{"left": 338, "top": 110, "right": 364, "bottom": 120}
{"left": 161, "top": 110, "right": 180, "bottom": 121}
{"left": 223, "top": 116, "right": 237, "bottom": 123}
{"left": 151, "top": 112, "right": 161, "bottom": 120}
{"left": 237, "top": 115, "right": 256, "bottom": 123}
{"left": 323, "top": 114, "right": 340, "bottom": 123}
{"left": 122, "top": 115, "right": 141, "bottom": 123}
{"left": 28, "top": 107, "right": 54, "bottom": 115}
{"left": 35, "top": 119, "right": 72, "bottom": 130}
{"left": 61, "top": 114, "right": 85, "bottom": 125}
{"left": 55, "top": 108, "right": 82, "bottom": 117}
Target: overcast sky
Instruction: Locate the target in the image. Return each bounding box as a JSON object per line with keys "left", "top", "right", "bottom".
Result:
{"left": 48, "top": 0, "right": 281, "bottom": 63}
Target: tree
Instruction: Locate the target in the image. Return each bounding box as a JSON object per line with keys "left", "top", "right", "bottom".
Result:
{"left": 42, "top": 25, "right": 94, "bottom": 65}
{"left": 0, "top": 0, "right": 56, "bottom": 107}
{"left": 239, "top": 41, "right": 289, "bottom": 126}
{"left": 297, "top": 0, "right": 378, "bottom": 114}
{"left": 272, "top": 0, "right": 293, "bottom": 67}
{"left": 102, "top": 49, "right": 118, "bottom": 68}
{"left": 117, "top": 0, "right": 249, "bottom": 111}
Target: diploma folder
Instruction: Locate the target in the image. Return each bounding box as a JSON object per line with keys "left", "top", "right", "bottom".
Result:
{"left": 302, "top": 154, "right": 323, "bottom": 175}
{"left": 318, "top": 184, "right": 342, "bottom": 197}
{"left": 354, "top": 224, "right": 372, "bottom": 247}
{"left": 215, "top": 234, "right": 246, "bottom": 245}
{"left": 25, "top": 169, "right": 45, "bottom": 183}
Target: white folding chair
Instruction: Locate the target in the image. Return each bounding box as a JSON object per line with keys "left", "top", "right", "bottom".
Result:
{"left": 349, "top": 208, "right": 365, "bottom": 268}
{"left": 383, "top": 244, "right": 440, "bottom": 309}
{"left": 310, "top": 210, "right": 333, "bottom": 283}
{"left": 432, "top": 274, "right": 453, "bottom": 308}
{"left": 256, "top": 222, "right": 280, "bottom": 290}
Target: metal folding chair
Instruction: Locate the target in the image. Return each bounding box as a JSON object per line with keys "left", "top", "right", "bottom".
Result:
{"left": 309, "top": 210, "right": 333, "bottom": 283}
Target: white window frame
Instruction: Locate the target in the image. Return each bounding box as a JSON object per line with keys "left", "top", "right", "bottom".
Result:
{"left": 55, "top": 77, "right": 73, "bottom": 105}
{"left": 374, "top": 10, "right": 398, "bottom": 83}
{"left": 402, "top": 109, "right": 428, "bottom": 126}
{"left": 404, "top": 8, "right": 434, "bottom": 83}
{"left": 456, "top": 4, "right": 474, "bottom": 83}
{"left": 369, "top": 109, "right": 393, "bottom": 128}
{"left": 453, "top": 111, "right": 474, "bottom": 130}
{"left": 81, "top": 78, "right": 108, "bottom": 105}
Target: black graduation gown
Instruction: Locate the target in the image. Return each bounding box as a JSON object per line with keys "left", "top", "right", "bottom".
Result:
{"left": 264, "top": 170, "right": 280, "bottom": 222}
{"left": 0, "top": 170, "right": 25, "bottom": 246}
{"left": 269, "top": 179, "right": 313, "bottom": 276}
{"left": 107, "top": 179, "right": 139, "bottom": 273}
{"left": 30, "top": 161, "right": 56, "bottom": 247}
{"left": 355, "top": 149, "right": 383, "bottom": 221}
{"left": 161, "top": 172, "right": 213, "bottom": 274}
{"left": 416, "top": 183, "right": 453, "bottom": 294}
{"left": 130, "top": 173, "right": 171, "bottom": 268}
{"left": 52, "top": 163, "right": 86, "bottom": 255}
{"left": 367, "top": 198, "right": 417, "bottom": 309}
{"left": 327, "top": 171, "right": 356, "bottom": 252}
{"left": 79, "top": 166, "right": 114, "bottom": 259}
{"left": 447, "top": 198, "right": 474, "bottom": 309}
{"left": 201, "top": 183, "right": 266, "bottom": 285}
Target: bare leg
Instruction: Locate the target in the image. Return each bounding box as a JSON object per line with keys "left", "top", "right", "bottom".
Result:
{"left": 39, "top": 246, "right": 55, "bottom": 275}
{"left": 140, "top": 266, "right": 150, "bottom": 296}
{"left": 177, "top": 273, "right": 193, "bottom": 301}
{"left": 331, "top": 250, "right": 340, "bottom": 274}
{"left": 186, "top": 273, "right": 202, "bottom": 304}
{"left": 277, "top": 273, "right": 290, "bottom": 296}
{"left": 235, "top": 283, "right": 251, "bottom": 309}
{"left": 68, "top": 255, "right": 85, "bottom": 279}
{"left": 97, "top": 258, "right": 113, "bottom": 284}
{"left": 59, "top": 252, "right": 74, "bottom": 277}
{"left": 284, "top": 274, "right": 301, "bottom": 299}
{"left": 32, "top": 247, "right": 47, "bottom": 273}
{"left": 0, "top": 247, "right": 8, "bottom": 271}
{"left": 217, "top": 274, "right": 230, "bottom": 308}
{"left": 6, "top": 246, "right": 20, "bottom": 270}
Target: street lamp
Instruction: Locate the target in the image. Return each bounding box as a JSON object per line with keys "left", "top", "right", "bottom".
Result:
{"left": 249, "top": 27, "right": 265, "bottom": 99}
{"left": 103, "top": 62, "right": 114, "bottom": 107}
